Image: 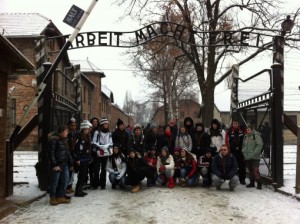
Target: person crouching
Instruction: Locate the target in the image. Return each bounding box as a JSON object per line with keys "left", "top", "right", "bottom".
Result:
{"left": 212, "top": 144, "right": 239, "bottom": 191}
{"left": 157, "top": 146, "right": 175, "bottom": 188}
{"left": 197, "top": 147, "right": 214, "bottom": 187}
{"left": 125, "top": 148, "right": 155, "bottom": 193}
{"left": 179, "top": 148, "right": 197, "bottom": 187}
{"left": 106, "top": 144, "right": 127, "bottom": 189}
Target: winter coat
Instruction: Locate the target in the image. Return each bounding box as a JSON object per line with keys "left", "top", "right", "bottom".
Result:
{"left": 112, "top": 129, "right": 129, "bottom": 153}
{"left": 175, "top": 133, "right": 193, "bottom": 152}
{"left": 179, "top": 156, "right": 197, "bottom": 178}
{"left": 157, "top": 133, "right": 176, "bottom": 154}
{"left": 197, "top": 155, "right": 213, "bottom": 168}
{"left": 106, "top": 154, "right": 127, "bottom": 178}
{"left": 192, "top": 131, "right": 211, "bottom": 156}
{"left": 145, "top": 153, "right": 158, "bottom": 170}
{"left": 127, "top": 134, "right": 145, "bottom": 155}
{"left": 210, "top": 129, "right": 226, "bottom": 152}
{"left": 225, "top": 128, "right": 244, "bottom": 152}
{"left": 183, "top": 117, "right": 195, "bottom": 135}
{"left": 92, "top": 130, "right": 113, "bottom": 154}
{"left": 156, "top": 155, "right": 174, "bottom": 173}
{"left": 74, "top": 136, "right": 91, "bottom": 162}
{"left": 144, "top": 131, "right": 159, "bottom": 152}
{"left": 242, "top": 131, "right": 263, "bottom": 160}
{"left": 212, "top": 153, "right": 238, "bottom": 179}
{"left": 49, "top": 138, "right": 73, "bottom": 168}
{"left": 126, "top": 157, "right": 154, "bottom": 180}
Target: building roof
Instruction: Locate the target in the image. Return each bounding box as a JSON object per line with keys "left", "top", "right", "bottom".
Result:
{"left": 71, "top": 59, "right": 105, "bottom": 77}
{"left": 0, "top": 34, "right": 34, "bottom": 69}
{"left": 0, "top": 13, "right": 57, "bottom": 37}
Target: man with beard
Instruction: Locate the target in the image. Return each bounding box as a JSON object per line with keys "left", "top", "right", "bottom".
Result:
{"left": 112, "top": 118, "right": 129, "bottom": 157}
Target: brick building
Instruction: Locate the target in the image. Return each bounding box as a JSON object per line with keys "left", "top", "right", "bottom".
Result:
{"left": 110, "top": 104, "right": 134, "bottom": 130}
{"left": 0, "top": 34, "right": 34, "bottom": 198}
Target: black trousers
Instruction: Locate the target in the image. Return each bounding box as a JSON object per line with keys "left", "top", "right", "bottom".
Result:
{"left": 76, "top": 161, "right": 88, "bottom": 193}
{"left": 92, "top": 156, "right": 107, "bottom": 188}
{"left": 232, "top": 150, "right": 246, "bottom": 182}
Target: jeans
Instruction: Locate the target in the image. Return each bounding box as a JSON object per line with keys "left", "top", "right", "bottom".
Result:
{"left": 180, "top": 168, "right": 197, "bottom": 186}
{"left": 76, "top": 161, "right": 88, "bottom": 194}
{"left": 212, "top": 174, "right": 239, "bottom": 189}
{"left": 49, "top": 164, "right": 69, "bottom": 198}
{"left": 109, "top": 173, "right": 126, "bottom": 189}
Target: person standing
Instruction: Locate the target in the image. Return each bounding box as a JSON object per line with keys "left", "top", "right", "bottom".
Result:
{"left": 92, "top": 117, "right": 113, "bottom": 189}
{"left": 74, "top": 120, "right": 92, "bottom": 197}
{"left": 144, "top": 123, "right": 159, "bottom": 154}
{"left": 127, "top": 124, "right": 145, "bottom": 157}
{"left": 225, "top": 120, "right": 246, "bottom": 185}
{"left": 112, "top": 118, "right": 129, "bottom": 157}
{"left": 88, "top": 117, "right": 100, "bottom": 187}
{"left": 209, "top": 119, "right": 226, "bottom": 155}
{"left": 242, "top": 124, "right": 264, "bottom": 189}
{"left": 66, "top": 118, "right": 80, "bottom": 194}
{"left": 157, "top": 125, "right": 176, "bottom": 154}
{"left": 48, "top": 126, "right": 73, "bottom": 205}
{"left": 175, "top": 126, "right": 193, "bottom": 153}
{"left": 212, "top": 144, "right": 239, "bottom": 191}
{"left": 192, "top": 122, "right": 211, "bottom": 157}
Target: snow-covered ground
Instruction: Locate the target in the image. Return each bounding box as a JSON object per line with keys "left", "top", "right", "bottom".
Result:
{"left": 1, "top": 150, "right": 299, "bottom": 224}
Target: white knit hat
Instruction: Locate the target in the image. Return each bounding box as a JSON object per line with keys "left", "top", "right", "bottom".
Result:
{"left": 80, "top": 120, "right": 92, "bottom": 130}
{"left": 100, "top": 117, "right": 109, "bottom": 126}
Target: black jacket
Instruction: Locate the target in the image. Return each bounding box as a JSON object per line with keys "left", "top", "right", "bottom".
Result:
{"left": 49, "top": 138, "right": 73, "bottom": 168}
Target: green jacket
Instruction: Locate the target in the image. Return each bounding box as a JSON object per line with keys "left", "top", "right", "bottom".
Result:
{"left": 242, "top": 131, "right": 263, "bottom": 160}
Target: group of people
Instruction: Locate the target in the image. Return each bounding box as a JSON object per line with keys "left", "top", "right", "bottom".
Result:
{"left": 48, "top": 116, "right": 264, "bottom": 206}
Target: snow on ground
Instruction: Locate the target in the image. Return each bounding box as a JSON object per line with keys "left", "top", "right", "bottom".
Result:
{"left": 1, "top": 183, "right": 300, "bottom": 224}
{"left": 2, "top": 151, "right": 299, "bottom": 224}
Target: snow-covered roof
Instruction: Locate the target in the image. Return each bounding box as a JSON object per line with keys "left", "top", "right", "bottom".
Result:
{"left": 0, "top": 13, "right": 53, "bottom": 37}
{"left": 71, "top": 59, "right": 105, "bottom": 76}
{"left": 102, "top": 85, "right": 114, "bottom": 103}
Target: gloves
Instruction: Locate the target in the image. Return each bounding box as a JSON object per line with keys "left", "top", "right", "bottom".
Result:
{"left": 98, "top": 148, "right": 104, "bottom": 156}
{"left": 116, "top": 174, "right": 122, "bottom": 180}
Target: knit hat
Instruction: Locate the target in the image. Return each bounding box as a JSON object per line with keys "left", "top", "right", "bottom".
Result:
{"left": 80, "top": 120, "right": 92, "bottom": 130}
{"left": 68, "top": 117, "right": 76, "bottom": 125}
{"left": 100, "top": 117, "right": 109, "bottom": 126}
{"left": 174, "top": 146, "right": 180, "bottom": 153}
{"left": 133, "top": 124, "right": 142, "bottom": 131}
{"left": 117, "top": 118, "right": 124, "bottom": 127}
{"left": 150, "top": 123, "right": 157, "bottom": 129}
{"left": 161, "top": 146, "right": 169, "bottom": 152}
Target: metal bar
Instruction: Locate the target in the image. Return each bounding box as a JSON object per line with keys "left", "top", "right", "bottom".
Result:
{"left": 11, "top": 0, "right": 98, "bottom": 141}
{"left": 237, "top": 69, "right": 271, "bottom": 83}
{"left": 296, "top": 127, "right": 300, "bottom": 194}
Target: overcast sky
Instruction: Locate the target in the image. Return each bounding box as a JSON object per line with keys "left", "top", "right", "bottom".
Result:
{"left": 1, "top": 0, "right": 300, "bottom": 111}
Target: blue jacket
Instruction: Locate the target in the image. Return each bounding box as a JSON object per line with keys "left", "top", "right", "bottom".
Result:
{"left": 212, "top": 153, "right": 238, "bottom": 179}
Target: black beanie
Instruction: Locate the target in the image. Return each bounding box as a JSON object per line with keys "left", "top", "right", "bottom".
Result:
{"left": 117, "top": 118, "right": 124, "bottom": 127}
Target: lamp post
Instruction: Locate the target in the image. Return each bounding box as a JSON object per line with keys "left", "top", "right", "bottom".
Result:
{"left": 271, "top": 15, "right": 294, "bottom": 188}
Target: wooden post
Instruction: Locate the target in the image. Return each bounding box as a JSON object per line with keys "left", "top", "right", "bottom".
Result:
{"left": 296, "top": 127, "right": 300, "bottom": 193}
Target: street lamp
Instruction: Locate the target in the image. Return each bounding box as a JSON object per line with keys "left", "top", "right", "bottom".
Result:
{"left": 281, "top": 15, "right": 294, "bottom": 36}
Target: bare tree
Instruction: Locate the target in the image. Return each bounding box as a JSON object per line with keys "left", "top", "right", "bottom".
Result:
{"left": 116, "top": 0, "right": 300, "bottom": 127}
{"left": 128, "top": 36, "right": 198, "bottom": 125}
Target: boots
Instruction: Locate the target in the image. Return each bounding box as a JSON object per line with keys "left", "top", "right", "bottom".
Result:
{"left": 168, "top": 177, "right": 175, "bottom": 189}
{"left": 131, "top": 185, "right": 140, "bottom": 193}
{"left": 50, "top": 197, "right": 58, "bottom": 206}
{"left": 56, "top": 197, "right": 71, "bottom": 204}
{"left": 246, "top": 181, "right": 255, "bottom": 188}
{"left": 256, "top": 180, "right": 262, "bottom": 190}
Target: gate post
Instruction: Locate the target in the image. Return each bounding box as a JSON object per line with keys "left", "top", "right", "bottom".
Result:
{"left": 230, "top": 65, "right": 239, "bottom": 122}
{"left": 296, "top": 127, "right": 300, "bottom": 193}
{"left": 271, "top": 35, "right": 284, "bottom": 188}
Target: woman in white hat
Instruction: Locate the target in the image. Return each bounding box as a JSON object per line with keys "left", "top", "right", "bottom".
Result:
{"left": 73, "top": 120, "right": 92, "bottom": 197}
